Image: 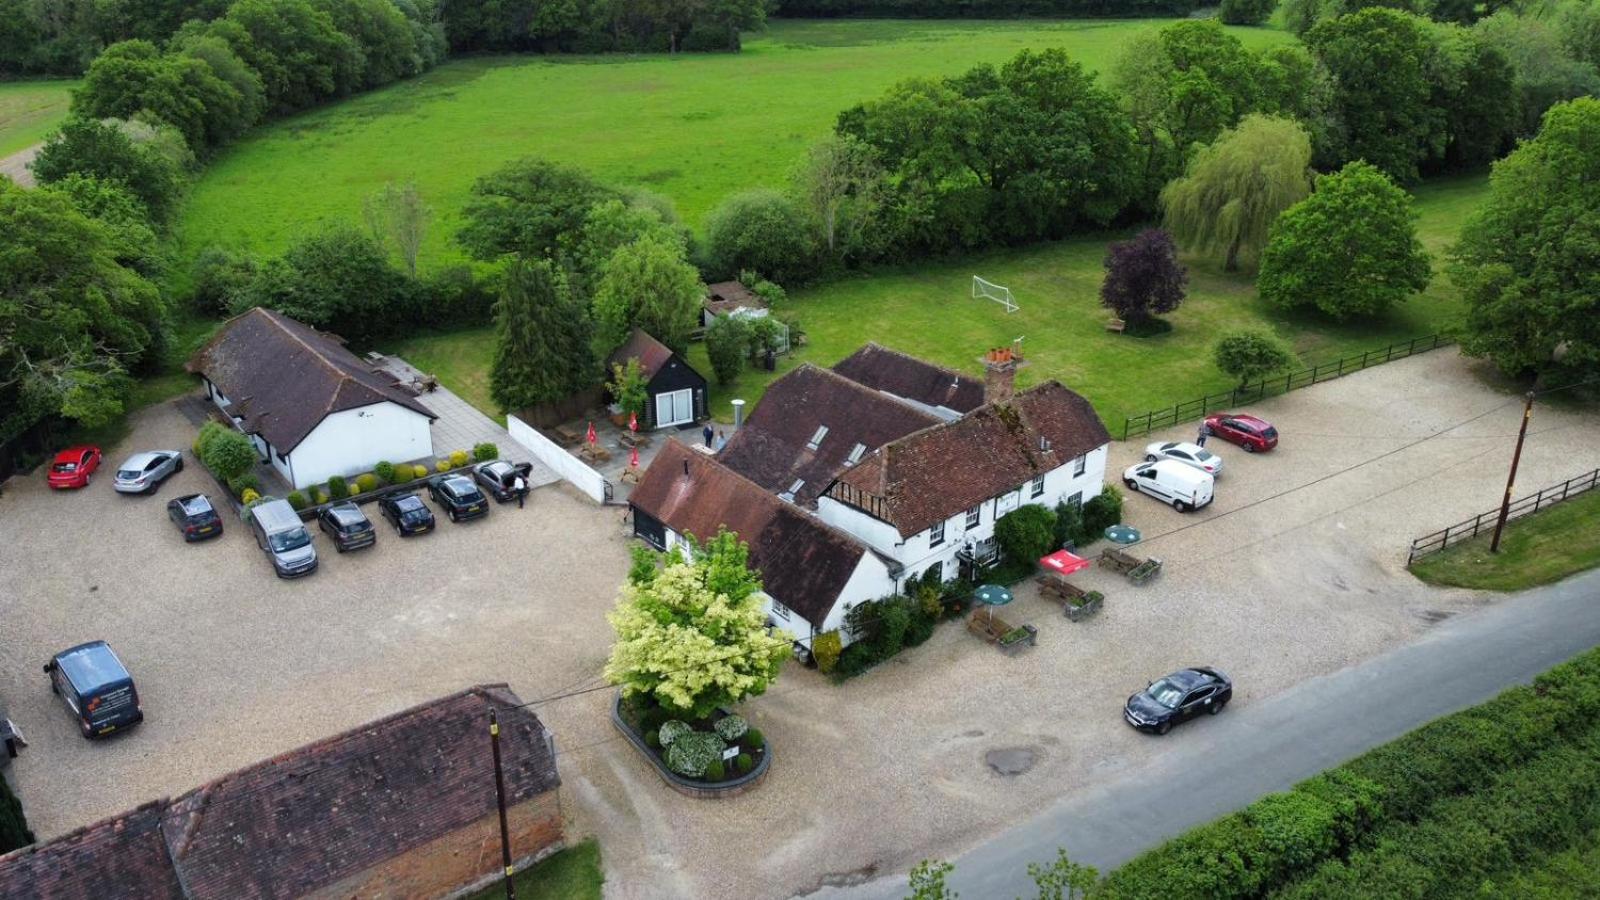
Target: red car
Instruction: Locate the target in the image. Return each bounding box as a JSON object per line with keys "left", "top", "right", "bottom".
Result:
{"left": 1204, "top": 414, "right": 1278, "bottom": 453}
{"left": 48, "top": 446, "right": 103, "bottom": 489}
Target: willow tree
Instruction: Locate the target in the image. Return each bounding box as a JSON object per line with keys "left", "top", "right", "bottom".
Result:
{"left": 1159, "top": 114, "right": 1314, "bottom": 272}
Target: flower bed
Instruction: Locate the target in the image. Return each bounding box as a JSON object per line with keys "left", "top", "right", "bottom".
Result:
{"left": 612, "top": 696, "right": 770, "bottom": 799}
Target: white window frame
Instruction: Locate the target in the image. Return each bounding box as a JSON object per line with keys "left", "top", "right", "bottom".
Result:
{"left": 1073, "top": 453, "right": 1087, "bottom": 477}
{"left": 965, "top": 504, "right": 980, "bottom": 529}
{"left": 1030, "top": 475, "right": 1045, "bottom": 498}
{"left": 929, "top": 520, "right": 946, "bottom": 547}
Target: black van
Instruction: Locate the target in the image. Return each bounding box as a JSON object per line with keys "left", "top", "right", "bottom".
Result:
{"left": 43, "top": 641, "right": 144, "bottom": 739}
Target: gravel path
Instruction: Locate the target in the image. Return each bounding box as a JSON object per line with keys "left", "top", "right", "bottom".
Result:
{"left": 0, "top": 144, "right": 38, "bottom": 187}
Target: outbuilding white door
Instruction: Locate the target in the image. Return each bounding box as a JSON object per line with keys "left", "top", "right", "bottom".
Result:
{"left": 656, "top": 389, "right": 693, "bottom": 428}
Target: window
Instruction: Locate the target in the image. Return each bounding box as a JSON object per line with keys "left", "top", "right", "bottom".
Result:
{"left": 770, "top": 601, "right": 792, "bottom": 622}
{"left": 846, "top": 443, "right": 867, "bottom": 465}
{"left": 1030, "top": 475, "right": 1045, "bottom": 498}
{"left": 806, "top": 425, "right": 829, "bottom": 451}
{"left": 1073, "top": 454, "right": 1087, "bottom": 477}
{"left": 965, "top": 505, "right": 980, "bottom": 529}
{"left": 996, "top": 491, "right": 1020, "bottom": 515}
{"left": 1067, "top": 491, "right": 1083, "bottom": 511}
{"left": 779, "top": 478, "right": 805, "bottom": 503}
{"left": 929, "top": 521, "right": 945, "bottom": 547}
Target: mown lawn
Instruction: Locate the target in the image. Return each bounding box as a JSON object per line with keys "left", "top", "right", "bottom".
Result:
{"left": 176, "top": 18, "right": 1292, "bottom": 268}
{"left": 466, "top": 839, "right": 603, "bottom": 900}
{"left": 392, "top": 172, "right": 1490, "bottom": 429}
{"left": 0, "top": 79, "right": 77, "bottom": 157}
{"left": 1410, "top": 488, "right": 1600, "bottom": 591}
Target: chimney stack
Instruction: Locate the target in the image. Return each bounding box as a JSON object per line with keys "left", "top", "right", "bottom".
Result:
{"left": 983, "top": 346, "right": 1017, "bottom": 406}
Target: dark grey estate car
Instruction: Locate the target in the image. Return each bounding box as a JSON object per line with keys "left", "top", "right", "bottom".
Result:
{"left": 429, "top": 475, "right": 490, "bottom": 522}
{"left": 317, "top": 501, "right": 376, "bottom": 552}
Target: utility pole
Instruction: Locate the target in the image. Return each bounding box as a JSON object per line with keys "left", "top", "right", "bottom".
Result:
{"left": 490, "top": 709, "right": 517, "bottom": 900}
{"left": 1490, "top": 391, "right": 1537, "bottom": 553}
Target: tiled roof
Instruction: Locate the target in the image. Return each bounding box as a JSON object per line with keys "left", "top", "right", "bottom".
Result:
{"left": 0, "top": 800, "right": 185, "bottom": 900}
{"left": 829, "top": 382, "right": 1110, "bottom": 537}
{"left": 607, "top": 328, "right": 676, "bottom": 380}
{"left": 832, "top": 343, "right": 986, "bottom": 415}
{"left": 186, "top": 308, "right": 435, "bottom": 453}
{"left": 717, "top": 364, "right": 941, "bottom": 507}
{"left": 704, "top": 282, "right": 765, "bottom": 317}
{"left": 630, "top": 440, "right": 871, "bottom": 628}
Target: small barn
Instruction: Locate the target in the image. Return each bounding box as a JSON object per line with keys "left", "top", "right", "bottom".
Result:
{"left": 702, "top": 281, "right": 766, "bottom": 327}
{"left": 608, "top": 328, "right": 708, "bottom": 430}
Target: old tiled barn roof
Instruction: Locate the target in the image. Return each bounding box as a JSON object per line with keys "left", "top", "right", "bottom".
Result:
{"left": 0, "top": 800, "right": 185, "bottom": 900}
{"left": 828, "top": 382, "right": 1111, "bottom": 538}
{"left": 607, "top": 328, "right": 676, "bottom": 380}
{"left": 186, "top": 307, "right": 434, "bottom": 453}
{"left": 631, "top": 440, "right": 872, "bottom": 627}
{"left": 0, "top": 686, "right": 558, "bottom": 900}
{"left": 703, "top": 281, "right": 765, "bottom": 318}
{"left": 717, "top": 364, "right": 940, "bottom": 508}
{"left": 831, "top": 343, "right": 985, "bottom": 416}
{"left": 159, "top": 685, "right": 556, "bottom": 900}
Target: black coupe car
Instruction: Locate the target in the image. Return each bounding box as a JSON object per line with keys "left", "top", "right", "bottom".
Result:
{"left": 166, "top": 493, "right": 223, "bottom": 542}
{"left": 379, "top": 492, "right": 435, "bottom": 536}
{"left": 1124, "top": 667, "right": 1232, "bottom": 735}
{"left": 474, "top": 460, "right": 534, "bottom": 502}
{"left": 429, "top": 475, "right": 490, "bottom": 522}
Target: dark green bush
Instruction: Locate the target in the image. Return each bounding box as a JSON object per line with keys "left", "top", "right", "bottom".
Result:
{"left": 473, "top": 442, "right": 499, "bottom": 462}
{"left": 286, "top": 490, "right": 307, "bottom": 510}
{"left": 736, "top": 752, "right": 753, "bottom": 775}
{"left": 743, "top": 728, "right": 765, "bottom": 752}
{"left": 1083, "top": 486, "right": 1123, "bottom": 537}
{"left": 644, "top": 729, "right": 659, "bottom": 749}
{"left": 374, "top": 460, "right": 395, "bottom": 483}
{"left": 994, "top": 504, "right": 1056, "bottom": 565}
{"left": 705, "top": 758, "right": 726, "bottom": 782}
{"left": 0, "top": 775, "right": 32, "bottom": 854}
{"left": 1054, "top": 499, "right": 1084, "bottom": 548}
{"left": 201, "top": 426, "right": 257, "bottom": 481}
{"left": 227, "top": 472, "right": 261, "bottom": 499}
{"left": 326, "top": 475, "right": 349, "bottom": 500}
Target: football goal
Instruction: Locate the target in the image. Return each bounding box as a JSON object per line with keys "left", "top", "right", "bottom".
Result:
{"left": 972, "top": 276, "right": 1018, "bottom": 313}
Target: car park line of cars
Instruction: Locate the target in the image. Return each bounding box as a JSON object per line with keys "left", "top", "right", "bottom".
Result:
{"left": 429, "top": 475, "right": 491, "bottom": 522}
{"left": 1144, "top": 441, "right": 1224, "bottom": 476}
{"left": 167, "top": 493, "right": 224, "bottom": 541}
{"left": 1125, "top": 412, "right": 1279, "bottom": 513}
{"left": 47, "top": 446, "right": 102, "bottom": 489}
{"left": 112, "top": 450, "right": 183, "bottom": 494}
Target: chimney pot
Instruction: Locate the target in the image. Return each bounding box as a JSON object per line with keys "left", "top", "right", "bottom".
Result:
{"left": 984, "top": 347, "right": 1017, "bottom": 406}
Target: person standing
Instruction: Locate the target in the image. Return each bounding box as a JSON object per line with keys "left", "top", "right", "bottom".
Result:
{"left": 714, "top": 429, "right": 727, "bottom": 452}
{"left": 703, "top": 423, "right": 714, "bottom": 447}
{"left": 1197, "top": 422, "right": 1211, "bottom": 447}
{"left": 513, "top": 474, "right": 528, "bottom": 509}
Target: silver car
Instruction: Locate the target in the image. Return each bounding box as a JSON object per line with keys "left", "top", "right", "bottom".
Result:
{"left": 113, "top": 450, "right": 183, "bottom": 494}
{"left": 1143, "top": 441, "right": 1224, "bottom": 476}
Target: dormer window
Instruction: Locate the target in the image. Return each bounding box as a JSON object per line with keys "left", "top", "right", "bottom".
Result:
{"left": 846, "top": 443, "right": 866, "bottom": 465}
{"left": 806, "top": 425, "right": 829, "bottom": 451}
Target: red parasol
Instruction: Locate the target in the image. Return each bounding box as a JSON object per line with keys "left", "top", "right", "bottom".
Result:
{"left": 586, "top": 421, "right": 597, "bottom": 444}
{"left": 629, "top": 446, "right": 640, "bottom": 469}
{"left": 1040, "top": 549, "right": 1091, "bottom": 576}
{"left": 628, "top": 411, "right": 638, "bottom": 433}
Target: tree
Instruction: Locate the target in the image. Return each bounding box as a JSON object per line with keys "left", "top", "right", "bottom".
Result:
{"left": 603, "top": 529, "right": 792, "bottom": 720}
{"left": 44, "top": 174, "right": 166, "bottom": 277}
{"left": 1258, "top": 161, "right": 1431, "bottom": 320}
{"left": 217, "top": 0, "right": 362, "bottom": 112}
{"left": 235, "top": 225, "right": 411, "bottom": 341}
{"left": 72, "top": 39, "right": 250, "bottom": 151}
{"left": 704, "top": 188, "right": 816, "bottom": 284}
{"left": 1307, "top": 8, "right": 1441, "bottom": 183}
{"left": 994, "top": 505, "right": 1057, "bottom": 565}
{"left": 789, "top": 134, "right": 885, "bottom": 264}
{"left": 1160, "top": 115, "right": 1313, "bottom": 272}
{"left": 1028, "top": 849, "right": 1100, "bottom": 900}
{"left": 606, "top": 358, "right": 649, "bottom": 419}
{"left": 1212, "top": 330, "right": 1297, "bottom": 387}
{"left": 566, "top": 194, "right": 689, "bottom": 290}
{"left": 0, "top": 181, "right": 162, "bottom": 440}
{"left": 458, "top": 157, "right": 617, "bottom": 262}
{"left": 311, "top": 0, "right": 421, "bottom": 89}
{"left": 30, "top": 117, "right": 187, "bottom": 223}
{"left": 1220, "top": 0, "right": 1277, "bottom": 25}
{"left": 704, "top": 314, "right": 750, "bottom": 386}
{"left": 200, "top": 426, "right": 258, "bottom": 480}
{"left": 1452, "top": 97, "right": 1600, "bottom": 383}
{"left": 907, "top": 859, "right": 957, "bottom": 900}
{"left": 363, "top": 180, "right": 430, "bottom": 276}
{"left": 1100, "top": 228, "right": 1187, "bottom": 327}
{"left": 1475, "top": 10, "right": 1600, "bottom": 137}
{"left": 1426, "top": 23, "right": 1518, "bottom": 171}
{"left": 591, "top": 232, "right": 703, "bottom": 357}
{"left": 489, "top": 257, "right": 595, "bottom": 412}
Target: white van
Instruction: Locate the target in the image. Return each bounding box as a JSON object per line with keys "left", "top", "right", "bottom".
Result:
{"left": 1123, "top": 460, "right": 1214, "bottom": 513}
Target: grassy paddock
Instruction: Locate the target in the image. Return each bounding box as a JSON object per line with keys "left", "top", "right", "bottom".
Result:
{"left": 0, "top": 80, "right": 77, "bottom": 157}
{"left": 466, "top": 839, "right": 603, "bottom": 900}
{"left": 176, "top": 19, "right": 1292, "bottom": 267}
{"left": 1409, "top": 488, "right": 1600, "bottom": 591}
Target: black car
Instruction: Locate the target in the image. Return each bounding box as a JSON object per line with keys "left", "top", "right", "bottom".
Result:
{"left": 166, "top": 493, "right": 223, "bottom": 542}
{"left": 1124, "top": 667, "right": 1233, "bottom": 735}
{"left": 317, "top": 501, "right": 376, "bottom": 552}
{"left": 429, "top": 474, "right": 490, "bottom": 522}
{"left": 379, "top": 492, "right": 435, "bottom": 536}
{"left": 474, "top": 460, "right": 534, "bottom": 502}
{"left": 44, "top": 641, "right": 144, "bottom": 739}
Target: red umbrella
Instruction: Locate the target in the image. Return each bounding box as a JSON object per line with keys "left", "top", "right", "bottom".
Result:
{"left": 629, "top": 446, "right": 640, "bottom": 469}
{"left": 628, "top": 411, "right": 638, "bottom": 433}
{"left": 586, "top": 421, "right": 597, "bottom": 444}
{"left": 1040, "top": 549, "right": 1091, "bottom": 575}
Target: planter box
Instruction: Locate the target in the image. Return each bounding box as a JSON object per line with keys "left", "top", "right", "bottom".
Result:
{"left": 997, "top": 624, "right": 1038, "bottom": 656}
{"left": 610, "top": 698, "right": 770, "bottom": 799}
{"left": 1064, "top": 595, "right": 1103, "bottom": 622}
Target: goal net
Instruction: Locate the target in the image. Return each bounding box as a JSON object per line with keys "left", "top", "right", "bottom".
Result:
{"left": 972, "top": 276, "right": 1018, "bottom": 313}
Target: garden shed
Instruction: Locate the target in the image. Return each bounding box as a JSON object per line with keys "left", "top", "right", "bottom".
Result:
{"left": 608, "top": 328, "right": 708, "bottom": 430}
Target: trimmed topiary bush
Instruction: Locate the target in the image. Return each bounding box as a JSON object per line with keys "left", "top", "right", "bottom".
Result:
{"left": 644, "top": 729, "right": 660, "bottom": 749}
{"left": 449, "top": 449, "right": 470, "bottom": 468}
{"left": 201, "top": 427, "right": 257, "bottom": 481}
{"left": 995, "top": 504, "right": 1058, "bottom": 565}
{"left": 355, "top": 473, "right": 378, "bottom": 493}
{"left": 658, "top": 720, "right": 692, "bottom": 748}
{"left": 664, "top": 731, "right": 724, "bottom": 779}
{"left": 744, "top": 728, "right": 765, "bottom": 752}
{"left": 812, "top": 630, "right": 842, "bottom": 674}
{"left": 412, "top": 464, "right": 428, "bottom": 479}
{"left": 473, "top": 442, "right": 499, "bottom": 462}
{"left": 714, "top": 715, "right": 748, "bottom": 742}
{"left": 736, "top": 752, "right": 753, "bottom": 775}
{"left": 287, "top": 491, "right": 308, "bottom": 511}
{"left": 436, "top": 459, "right": 452, "bottom": 473}
{"left": 326, "top": 475, "right": 349, "bottom": 500}
{"left": 374, "top": 460, "right": 395, "bottom": 483}
{"left": 227, "top": 472, "right": 261, "bottom": 499}
{"left": 705, "top": 758, "right": 726, "bottom": 782}
{"left": 240, "top": 488, "right": 261, "bottom": 505}
{"left": 390, "top": 465, "right": 413, "bottom": 485}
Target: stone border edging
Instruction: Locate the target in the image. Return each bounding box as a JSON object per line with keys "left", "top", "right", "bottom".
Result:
{"left": 609, "top": 697, "right": 770, "bottom": 799}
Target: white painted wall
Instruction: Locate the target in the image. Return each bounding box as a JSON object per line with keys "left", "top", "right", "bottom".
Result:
{"left": 287, "top": 403, "right": 434, "bottom": 489}
{"left": 507, "top": 414, "right": 607, "bottom": 504}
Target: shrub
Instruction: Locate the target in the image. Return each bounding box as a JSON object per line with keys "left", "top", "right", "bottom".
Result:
{"left": 240, "top": 488, "right": 261, "bottom": 505}
{"left": 449, "top": 449, "right": 470, "bottom": 468}
{"left": 1054, "top": 500, "right": 1085, "bottom": 549}
{"left": 355, "top": 473, "right": 378, "bottom": 494}
{"left": 735, "top": 752, "right": 753, "bottom": 775}
{"left": 644, "top": 729, "right": 660, "bottom": 749}
{"left": 413, "top": 464, "right": 428, "bottom": 479}
{"left": 705, "top": 314, "right": 751, "bottom": 385}
{"left": 227, "top": 473, "right": 261, "bottom": 499}
{"left": 193, "top": 421, "right": 227, "bottom": 458}
{"left": 326, "top": 475, "right": 349, "bottom": 500}
{"left": 714, "top": 715, "right": 748, "bottom": 742}
{"left": 812, "top": 630, "right": 843, "bottom": 674}
{"left": 287, "top": 491, "right": 308, "bottom": 510}
{"left": 436, "top": 459, "right": 452, "bottom": 473}
{"left": 1220, "top": 0, "right": 1277, "bottom": 25}
{"left": 201, "top": 427, "right": 257, "bottom": 481}
{"left": 705, "top": 759, "right": 726, "bottom": 782}
{"left": 664, "top": 731, "right": 725, "bottom": 779}
{"left": 1213, "top": 329, "right": 1297, "bottom": 388}
{"left": 703, "top": 188, "right": 817, "bottom": 284}
{"left": 904, "top": 597, "right": 937, "bottom": 647}
{"left": 658, "top": 720, "right": 692, "bottom": 748}
{"left": 472, "top": 442, "right": 499, "bottom": 462}
{"left": 0, "top": 774, "right": 32, "bottom": 854}
{"left": 310, "top": 487, "right": 328, "bottom": 505}
{"left": 389, "top": 465, "right": 413, "bottom": 485}
{"left": 1083, "top": 487, "right": 1123, "bottom": 537}
{"left": 994, "top": 505, "right": 1057, "bottom": 565}
{"left": 743, "top": 728, "right": 765, "bottom": 751}
{"left": 374, "top": 460, "right": 396, "bottom": 483}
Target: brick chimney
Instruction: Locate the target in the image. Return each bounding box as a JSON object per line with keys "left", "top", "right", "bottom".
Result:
{"left": 983, "top": 346, "right": 1017, "bottom": 406}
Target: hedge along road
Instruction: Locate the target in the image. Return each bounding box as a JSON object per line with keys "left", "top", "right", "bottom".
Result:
{"left": 815, "top": 567, "right": 1600, "bottom": 899}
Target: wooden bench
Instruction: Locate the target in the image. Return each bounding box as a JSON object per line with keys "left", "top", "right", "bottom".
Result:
{"left": 552, "top": 424, "right": 583, "bottom": 447}
{"left": 579, "top": 443, "right": 612, "bottom": 463}
{"left": 1037, "top": 574, "right": 1105, "bottom": 621}
{"left": 1106, "top": 318, "right": 1126, "bottom": 333}
{"left": 618, "top": 430, "right": 651, "bottom": 450}
{"left": 1100, "top": 547, "right": 1140, "bottom": 574}
{"left": 967, "top": 611, "right": 1016, "bottom": 642}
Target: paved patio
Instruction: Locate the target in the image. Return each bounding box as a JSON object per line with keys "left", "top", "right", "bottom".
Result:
{"left": 543, "top": 414, "right": 710, "bottom": 503}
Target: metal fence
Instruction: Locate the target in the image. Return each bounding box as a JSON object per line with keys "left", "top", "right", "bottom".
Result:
{"left": 1406, "top": 467, "right": 1600, "bottom": 565}
{"left": 1121, "top": 333, "right": 1452, "bottom": 440}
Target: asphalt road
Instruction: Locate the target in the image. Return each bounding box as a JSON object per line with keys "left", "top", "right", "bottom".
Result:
{"left": 815, "top": 567, "right": 1600, "bottom": 899}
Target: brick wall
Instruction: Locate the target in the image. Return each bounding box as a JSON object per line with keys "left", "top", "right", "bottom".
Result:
{"left": 308, "top": 791, "right": 563, "bottom": 900}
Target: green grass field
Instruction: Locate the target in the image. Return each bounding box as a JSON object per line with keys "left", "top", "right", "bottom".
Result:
{"left": 465, "top": 839, "right": 603, "bottom": 900}
{"left": 0, "top": 80, "right": 76, "bottom": 157}
{"left": 177, "top": 18, "right": 1292, "bottom": 267}
{"left": 1410, "top": 488, "right": 1600, "bottom": 591}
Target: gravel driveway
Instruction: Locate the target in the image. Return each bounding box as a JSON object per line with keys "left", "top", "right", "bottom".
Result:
{"left": 3, "top": 353, "right": 1597, "bottom": 900}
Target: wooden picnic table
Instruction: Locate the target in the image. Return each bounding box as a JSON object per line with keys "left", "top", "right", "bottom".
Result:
{"left": 553, "top": 424, "right": 582, "bottom": 446}
{"left": 1037, "top": 573, "right": 1105, "bottom": 621}
{"left": 1099, "top": 547, "right": 1162, "bottom": 585}
{"left": 967, "top": 611, "right": 1037, "bottom": 654}
{"left": 618, "top": 430, "right": 651, "bottom": 449}
{"left": 579, "top": 443, "right": 612, "bottom": 463}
